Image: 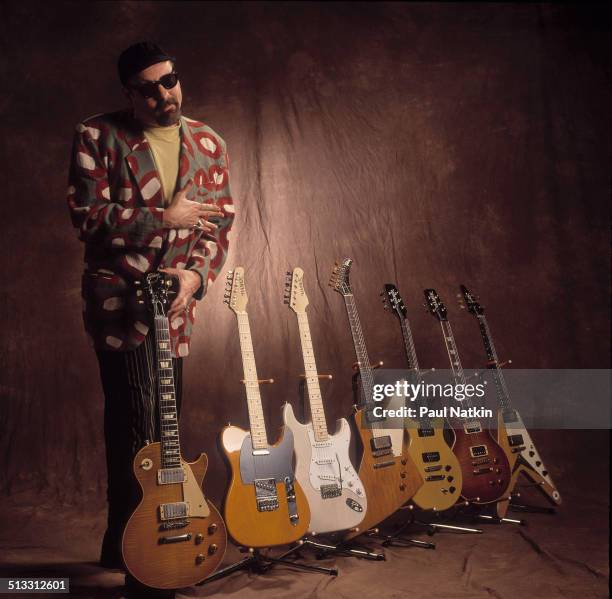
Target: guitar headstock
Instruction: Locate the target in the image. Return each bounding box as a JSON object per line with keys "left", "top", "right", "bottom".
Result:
{"left": 424, "top": 288, "right": 448, "bottom": 321}
{"left": 460, "top": 284, "right": 484, "bottom": 316}
{"left": 140, "top": 272, "right": 173, "bottom": 318}
{"left": 224, "top": 267, "right": 248, "bottom": 314}
{"left": 284, "top": 267, "right": 309, "bottom": 313}
{"left": 381, "top": 283, "right": 407, "bottom": 320}
{"left": 329, "top": 258, "right": 353, "bottom": 296}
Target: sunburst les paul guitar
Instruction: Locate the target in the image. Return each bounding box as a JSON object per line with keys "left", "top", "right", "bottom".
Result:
{"left": 283, "top": 267, "right": 367, "bottom": 535}
{"left": 425, "top": 288, "right": 511, "bottom": 505}
{"left": 122, "top": 272, "right": 227, "bottom": 590}
{"left": 330, "top": 259, "right": 423, "bottom": 541}
{"left": 460, "top": 285, "right": 561, "bottom": 517}
{"left": 221, "top": 267, "right": 311, "bottom": 548}
{"left": 382, "top": 284, "right": 462, "bottom": 511}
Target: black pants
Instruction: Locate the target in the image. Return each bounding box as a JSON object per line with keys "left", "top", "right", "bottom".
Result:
{"left": 96, "top": 332, "right": 183, "bottom": 569}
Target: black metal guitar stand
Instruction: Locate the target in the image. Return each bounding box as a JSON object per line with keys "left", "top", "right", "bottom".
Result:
{"left": 200, "top": 544, "right": 338, "bottom": 585}
{"left": 294, "top": 375, "right": 385, "bottom": 562}
{"left": 508, "top": 490, "right": 557, "bottom": 514}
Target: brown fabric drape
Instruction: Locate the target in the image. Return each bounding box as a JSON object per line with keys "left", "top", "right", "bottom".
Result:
{"left": 0, "top": 0, "right": 609, "bottom": 549}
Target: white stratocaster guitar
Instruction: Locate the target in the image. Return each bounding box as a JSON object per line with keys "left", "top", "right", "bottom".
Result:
{"left": 460, "top": 285, "right": 561, "bottom": 517}
{"left": 283, "top": 267, "right": 367, "bottom": 535}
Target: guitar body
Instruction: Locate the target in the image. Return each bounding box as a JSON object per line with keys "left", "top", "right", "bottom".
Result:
{"left": 221, "top": 424, "right": 311, "bottom": 548}
{"left": 283, "top": 403, "right": 366, "bottom": 535}
{"left": 122, "top": 443, "right": 227, "bottom": 590}
{"left": 496, "top": 411, "right": 561, "bottom": 517}
{"left": 451, "top": 426, "right": 512, "bottom": 504}
{"left": 405, "top": 418, "right": 463, "bottom": 511}
{"left": 344, "top": 407, "right": 423, "bottom": 540}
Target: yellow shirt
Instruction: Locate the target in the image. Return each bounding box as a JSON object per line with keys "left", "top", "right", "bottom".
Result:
{"left": 144, "top": 123, "right": 181, "bottom": 205}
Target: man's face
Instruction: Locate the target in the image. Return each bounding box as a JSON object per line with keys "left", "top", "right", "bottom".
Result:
{"left": 125, "top": 60, "right": 182, "bottom": 127}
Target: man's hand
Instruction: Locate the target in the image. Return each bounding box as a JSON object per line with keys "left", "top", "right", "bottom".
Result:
{"left": 160, "top": 268, "right": 202, "bottom": 321}
{"left": 162, "top": 180, "right": 223, "bottom": 232}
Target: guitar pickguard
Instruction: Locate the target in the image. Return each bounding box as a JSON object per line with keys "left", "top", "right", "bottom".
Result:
{"left": 499, "top": 411, "right": 561, "bottom": 504}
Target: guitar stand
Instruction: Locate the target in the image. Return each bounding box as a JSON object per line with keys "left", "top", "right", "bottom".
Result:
{"left": 508, "top": 490, "right": 557, "bottom": 515}
{"left": 288, "top": 537, "right": 385, "bottom": 561}
{"left": 199, "top": 545, "right": 338, "bottom": 585}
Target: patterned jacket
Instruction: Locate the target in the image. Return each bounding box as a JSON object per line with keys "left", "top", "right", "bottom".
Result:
{"left": 67, "top": 110, "right": 234, "bottom": 356}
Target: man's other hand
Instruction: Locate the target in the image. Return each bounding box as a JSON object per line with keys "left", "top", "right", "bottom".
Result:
{"left": 162, "top": 180, "right": 222, "bottom": 231}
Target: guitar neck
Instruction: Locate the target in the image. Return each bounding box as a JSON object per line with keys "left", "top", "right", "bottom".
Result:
{"left": 296, "top": 312, "right": 329, "bottom": 441}
{"left": 476, "top": 314, "right": 512, "bottom": 410}
{"left": 439, "top": 320, "right": 467, "bottom": 385}
{"left": 399, "top": 316, "right": 420, "bottom": 374}
{"left": 342, "top": 294, "right": 374, "bottom": 406}
{"left": 154, "top": 315, "right": 181, "bottom": 468}
{"left": 236, "top": 312, "right": 269, "bottom": 449}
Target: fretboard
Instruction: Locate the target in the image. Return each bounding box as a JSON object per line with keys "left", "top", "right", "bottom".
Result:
{"left": 236, "top": 312, "right": 268, "bottom": 449}
{"left": 154, "top": 315, "right": 181, "bottom": 468}
{"left": 342, "top": 294, "right": 374, "bottom": 407}
{"left": 296, "top": 312, "right": 328, "bottom": 442}
{"left": 477, "top": 315, "right": 511, "bottom": 410}
{"left": 398, "top": 316, "right": 433, "bottom": 427}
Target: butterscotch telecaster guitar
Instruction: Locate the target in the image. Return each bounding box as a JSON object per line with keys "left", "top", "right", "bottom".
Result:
{"left": 283, "top": 267, "right": 367, "bottom": 535}
{"left": 221, "top": 267, "right": 311, "bottom": 548}
{"left": 460, "top": 285, "right": 561, "bottom": 517}
{"left": 382, "top": 284, "right": 462, "bottom": 511}
{"left": 330, "top": 259, "right": 423, "bottom": 541}
{"left": 122, "top": 273, "right": 227, "bottom": 590}
{"left": 425, "top": 288, "right": 512, "bottom": 505}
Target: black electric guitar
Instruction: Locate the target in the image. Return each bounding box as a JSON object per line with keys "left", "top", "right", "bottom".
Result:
{"left": 122, "top": 272, "right": 227, "bottom": 590}
{"left": 460, "top": 284, "right": 561, "bottom": 516}
{"left": 425, "top": 288, "right": 511, "bottom": 504}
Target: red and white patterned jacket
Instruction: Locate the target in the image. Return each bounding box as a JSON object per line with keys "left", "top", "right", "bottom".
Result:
{"left": 67, "top": 110, "right": 234, "bottom": 356}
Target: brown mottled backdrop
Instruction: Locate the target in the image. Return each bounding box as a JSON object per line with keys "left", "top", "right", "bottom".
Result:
{"left": 0, "top": 2, "right": 609, "bottom": 596}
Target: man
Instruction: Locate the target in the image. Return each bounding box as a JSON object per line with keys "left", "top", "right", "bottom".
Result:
{"left": 66, "top": 42, "right": 234, "bottom": 576}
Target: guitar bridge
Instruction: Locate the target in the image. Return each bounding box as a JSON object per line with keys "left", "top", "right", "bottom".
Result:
{"left": 159, "top": 519, "right": 189, "bottom": 531}
{"left": 320, "top": 483, "right": 342, "bottom": 499}
{"left": 254, "top": 478, "right": 279, "bottom": 512}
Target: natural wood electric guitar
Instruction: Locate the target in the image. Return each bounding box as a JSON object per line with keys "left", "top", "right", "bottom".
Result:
{"left": 330, "top": 259, "right": 423, "bottom": 541}
{"left": 460, "top": 285, "right": 561, "bottom": 517}
{"left": 283, "top": 267, "right": 367, "bottom": 535}
{"left": 382, "top": 284, "right": 462, "bottom": 511}
{"left": 221, "top": 267, "right": 311, "bottom": 548}
{"left": 122, "top": 273, "right": 227, "bottom": 590}
{"left": 425, "top": 288, "right": 511, "bottom": 505}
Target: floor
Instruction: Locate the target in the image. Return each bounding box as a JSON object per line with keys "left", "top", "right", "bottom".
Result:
{"left": 0, "top": 476, "right": 608, "bottom": 599}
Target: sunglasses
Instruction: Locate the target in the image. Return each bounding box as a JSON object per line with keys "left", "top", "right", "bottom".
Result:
{"left": 130, "top": 72, "right": 179, "bottom": 99}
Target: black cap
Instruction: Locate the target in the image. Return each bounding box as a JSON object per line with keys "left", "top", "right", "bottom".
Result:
{"left": 117, "top": 42, "right": 175, "bottom": 85}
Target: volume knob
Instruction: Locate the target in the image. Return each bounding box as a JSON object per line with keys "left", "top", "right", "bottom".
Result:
{"left": 208, "top": 544, "right": 219, "bottom": 555}
{"left": 208, "top": 523, "right": 217, "bottom": 535}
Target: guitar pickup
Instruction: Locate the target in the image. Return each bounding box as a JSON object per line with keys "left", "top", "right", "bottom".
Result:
{"left": 158, "top": 467, "right": 186, "bottom": 485}
{"left": 425, "top": 474, "right": 446, "bottom": 482}
{"left": 422, "top": 451, "right": 440, "bottom": 463}
{"left": 508, "top": 434, "right": 524, "bottom": 447}
{"left": 418, "top": 428, "right": 434, "bottom": 437}
{"left": 159, "top": 502, "right": 189, "bottom": 520}
{"left": 470, "top": 445, "right": 488, "bottom": 458}
{"left": 464, "top": 421, "right": 482, "bottom": 434}
{"left": 502, "top": 409, "right": 519, "bottom": 424}
{"left": 424, "top": 465, "right": 443, "bottom": 472}
{"left": 370, "top": 436, "right": 392, "bottom": 452}
{"left": 511, "top": 446, "right": 526, "bottom": 453}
